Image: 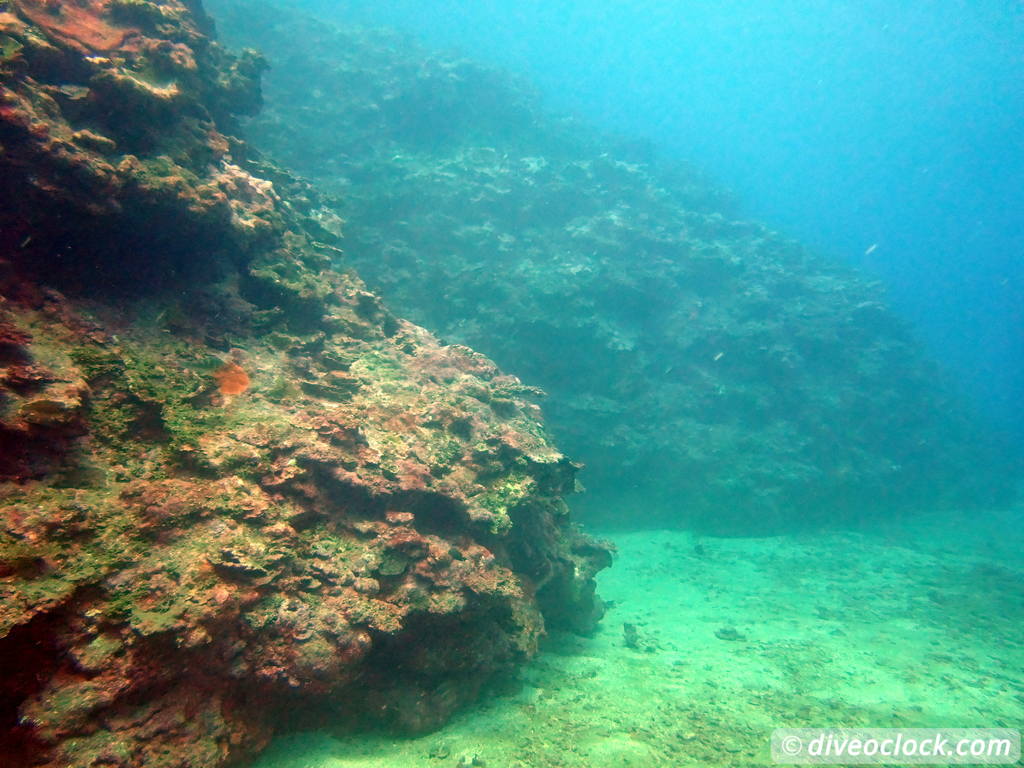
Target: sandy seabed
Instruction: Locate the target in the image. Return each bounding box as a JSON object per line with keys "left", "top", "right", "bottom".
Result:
{"left": 253, "top": 507, "right": 1023, "bottom": 768}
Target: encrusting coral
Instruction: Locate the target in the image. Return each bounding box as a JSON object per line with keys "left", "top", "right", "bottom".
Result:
{"left": 213, "top": 360, "right": 251, "bottom": 395}
{"left": 0, "top": 2, "right": 610, "bottom": 766}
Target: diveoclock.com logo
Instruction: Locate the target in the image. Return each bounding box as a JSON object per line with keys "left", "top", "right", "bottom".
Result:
{"left": 770, "top": 728, "right": 1020, "bottom": 765}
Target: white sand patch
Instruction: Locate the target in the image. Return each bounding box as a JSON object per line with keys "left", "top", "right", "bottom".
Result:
{"left": 255, "top": 510, "right": 1024, "bottom": 768}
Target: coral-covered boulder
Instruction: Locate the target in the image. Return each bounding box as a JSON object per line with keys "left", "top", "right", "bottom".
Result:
{"left": 0, "top": 2, "right": 609, "bottom": 766}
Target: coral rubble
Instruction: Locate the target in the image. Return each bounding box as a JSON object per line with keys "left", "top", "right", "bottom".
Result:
{"left": 210, "top": 0, "right": 1018, "bottom": 532}
{"left": 0, "top": 2, "right": 609, "bottom": 766}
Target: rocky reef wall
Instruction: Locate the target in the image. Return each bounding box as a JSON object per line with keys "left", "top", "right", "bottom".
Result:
{"left": 209, "top": 0, "right": 1019, "bottom": 533}
{"left": 0, "top": 2, "right": 609, "bottom": 766}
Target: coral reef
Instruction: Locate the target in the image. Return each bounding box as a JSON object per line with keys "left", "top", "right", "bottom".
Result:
{"left": 0, "top": 2, "right": 609, "bottom": 766}
{"left": 209, "top": 0, "right": 1018, "bottom": 532}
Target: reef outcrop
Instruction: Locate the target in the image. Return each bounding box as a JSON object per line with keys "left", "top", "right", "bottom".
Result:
{"left": 210, "top": 0, "right": 1018, "bottom": 532}
{"left": 0, "top": 2, "right": 609, "bottom": 766}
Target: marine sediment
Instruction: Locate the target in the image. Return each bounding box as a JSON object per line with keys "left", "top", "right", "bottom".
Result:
{"left": 0, "top": 2, "right": 609, "bottom": 765}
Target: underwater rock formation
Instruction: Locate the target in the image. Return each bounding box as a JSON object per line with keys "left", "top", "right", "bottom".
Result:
{"left": 210, "top": 0, "right": 1018, "bottom": 532}
{"left": 0, "top": 2, "right": 609, "bottom": 766}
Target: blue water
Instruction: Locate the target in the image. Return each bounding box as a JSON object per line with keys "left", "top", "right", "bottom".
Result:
{"left": 295, "top": 0, "right": 1024, "bottom": 443}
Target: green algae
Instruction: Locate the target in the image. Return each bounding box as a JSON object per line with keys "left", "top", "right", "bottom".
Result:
{"left": 427, "top": 437, "right": 464, "bottom": 476}
{"left": 263, "top": 372, "right": 299, "bottom": 401}
{"left": 108, "top": 0, "right": 175, "bottom": 29}
{"left": 0, "top": 34, "right": 23, "bottom": 63}
{"left": 375, "top": 549, "right": 409, "bottom": 577}
{"left": 351, "top": 350, "right": 404, "bottom": 386}
{"left": 475, "top": 473, "right": 535, "bottom": 534}
{"left": 71, "top": 335, "right": 287, "bottom": 474}
{"left": 70, "top": 346, "right": 125, "bottom": 382}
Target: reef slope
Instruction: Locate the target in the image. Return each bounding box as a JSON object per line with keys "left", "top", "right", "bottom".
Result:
{"left": 0, "top": 2, "right": 608, "bottom": 766}
{"left": 209, "top": 0, "right": 1018, "bottom": 532}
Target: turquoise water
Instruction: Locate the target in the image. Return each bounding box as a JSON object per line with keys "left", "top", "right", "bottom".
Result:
{"left": 276, "top": 0, "right": 1024, "bottom": 445}
{"left": 2, "top": 0, "right": 1021, "bottom": 765}
{"left": 210, "top": 0, "right": 1021, "bottom": 530}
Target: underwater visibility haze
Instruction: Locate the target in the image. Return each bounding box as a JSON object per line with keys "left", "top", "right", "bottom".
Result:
{"left": 0, "top": 1, "right": 1020, "bottom": 767}
{"left": 295, "top": 0, "right": 1024, "bottom": 446}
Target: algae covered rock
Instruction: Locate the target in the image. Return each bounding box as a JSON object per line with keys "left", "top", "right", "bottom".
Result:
{"left": 210, "top": 0, "right": 1018, "bottom": 532}
{"left": 0, "top": 2, "right": 609, "bottom": 766}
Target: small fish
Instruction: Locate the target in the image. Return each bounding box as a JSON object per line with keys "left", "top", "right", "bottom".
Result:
{"left": 713, "top": 352, "right": 724, "bottom": 362}
{"left": 864, "top": 243, "right": 878, "bottom": 256}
